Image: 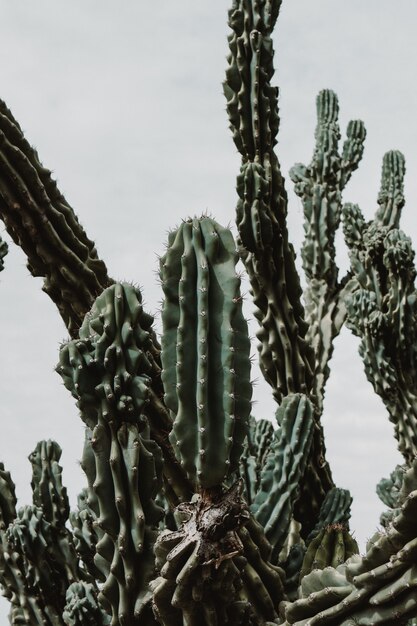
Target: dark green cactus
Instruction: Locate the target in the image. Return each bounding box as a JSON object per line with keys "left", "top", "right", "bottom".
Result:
{"left": 0, "top": 235, "right": 7, "bottom": 271}
{"left": 281, "top": 457, "right": 417, "bottom": 625}
{"left": 251, "top": 394, "right": 314, "bottom": 561}
{"left": 342, "top": 154, "right": 417, "bottom": 464}
{"left": 290, "top": 89, "right": 366, "bottom": 414}
{"left": 159, "top": 217, "right": 252, "bottom": 490}
{"left": 0, "top": 1, "right": 417, "bottom": 624}
{"left": 299, "top": 524, "right": 358, "bottom": 580}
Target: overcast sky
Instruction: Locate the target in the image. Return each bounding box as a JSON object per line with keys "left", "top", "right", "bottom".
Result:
{"left": 0, "top": 1, "right": 415, "bottom": 617}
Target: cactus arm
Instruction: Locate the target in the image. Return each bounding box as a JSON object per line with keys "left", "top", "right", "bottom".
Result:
{"left": 252, "top": 393, "right": 314, "bottom": 560}
{"left": 0, "top": 99, "right": 112, "bottom": 336}
{"left": 155, "top": 217, "right": 289, "bottom": 624}
{"left": 239, "top": 416, "right": 275, "bottom": 504}
{"left": 224, "top": 0, "right": 314, "bottom": 405}
{"left": 29, "top": 440, "right": 70, "bottom": 528}
{"left": 160, "top": 217, "right": 252, "bottom": 491}
{"left": 290, "top": 90, "right": 366, "bottom": 414}
{"left": 57, "top": 283, "right": 172, "bottom": 623}
{"left": 343, "top": 152, "right": 417, "bottom": 462}
{"left": 91, "top": 421, "right": 162, "bottom": 624}
{"left": 0, "top": 235, "right": 7, "bottom": 271}
{"left": 0, "top": 462, "right": 17, "bottom": 530}
{"left": 0, "top": 462, "right": 83, "bottom": 626}
{"left": 281, "top": 458, "right": 417, "bottom": 625}
{"left": 305, "top": 487, "right": 353, "bottom": 544}
{"left": 2, "top": 506, "right": 73, "bottom": 626}
{"left": 0, "top": 445, "right": 102, "bottom": 626}
{"left": 375, "top": 150, "right": 405, "bottom": 228}
{"left": 70, "top": 489, "right": 104, "bottom": 582}
{"left": 0, "top": 463, "right": 19, "bottom": 621}
{"left": 63, "top": 582, "right": 110, "bottom": 626}
{"left": 57, "top": 282, "right": 193, "bottom": 505}
{"left": 299, "top": 525, "right": 358, "bottom": 580}
{"left": 224, "top": 0, "right": 335, "bottom": 532}
{"left": 378, "top": 467, "right": 405, "bottom": 510}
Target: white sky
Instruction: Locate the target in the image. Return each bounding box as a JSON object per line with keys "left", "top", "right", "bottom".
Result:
{"left": 0, "top": 0, "right": 414, "bottom": 618}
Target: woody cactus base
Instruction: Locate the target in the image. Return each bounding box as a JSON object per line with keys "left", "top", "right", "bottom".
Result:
{"left": 0, "top": 1, "right": 417, "bottom": 624}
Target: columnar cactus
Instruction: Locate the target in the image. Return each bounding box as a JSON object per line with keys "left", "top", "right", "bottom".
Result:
{"left": 0, "top": 1, "right": 416, "bottom": 625}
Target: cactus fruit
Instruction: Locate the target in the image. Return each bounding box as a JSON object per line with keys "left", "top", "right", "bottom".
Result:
{"left": 1, "top": 0, "right": 417, "bottom": 624}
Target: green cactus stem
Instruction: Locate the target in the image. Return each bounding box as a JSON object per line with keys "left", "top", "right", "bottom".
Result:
{"left": 375, "top": 150, "right": 406, "bottom": 229}
{"left": 252, "top": 393, "right": 314, "bottom": 560}
{"left": 343, "top": 153, "right": 417, "bottom": 462}
{"left": 290, "top": 89, "right": 366, "bottom": 414}
{"left": 377, "top": 465, "right": 405, "bottom": 510}
{"left": 1, "top": 506, "right": 78, "bottom": 626}
{"left": 160, "top": 216, "right": 252, "bottom": 491}
{"left": 224, "top": 0, "right": 335, "bottom": 532}
{"left": 281, "top": 457, "right": 417, "bottom": 625}
{"left": 0, "top": 444, "right": 93, "bottom": 626}
{"left": 224, "top": 0, "right": 314, "bottom": 407}
{"left": 0, "top": 99, "right": 111, "bottom": 335}
{"left": 0, "top": 462, "right": 17, "bottom": 530}
{"left": 29, "top": 440, "right": 70, "bottom": 528}
{"left": 306, "top": 487, "right": 353, "bottom": 544}
{"left": 57, "top": 282, "right": 193, "bottom": 504}
{"left": 70, "top": 489, "right": 103, "bottom": 582}
{"left": 239, "top": 417, "right": 275, "bottom": 505}
{"left": 63, "top": 582, "right": 110, "bottom": 626}
{"left": 90, "top": 421, "right": 163, "bottom": 624}
{"left": 0, "top": 235, "right": 7, "bottom": 271}
{"left": 299, "top": 524, "right": 358, "bottom": 580}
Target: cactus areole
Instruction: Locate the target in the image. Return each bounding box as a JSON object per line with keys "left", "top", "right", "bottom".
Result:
{"left": 0, "top": 1, "right": 416, "bottom": 625}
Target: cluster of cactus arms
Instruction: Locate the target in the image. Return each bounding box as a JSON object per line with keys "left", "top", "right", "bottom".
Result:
{"left": 2, "top": 0, "right": 417, "bottom": 624}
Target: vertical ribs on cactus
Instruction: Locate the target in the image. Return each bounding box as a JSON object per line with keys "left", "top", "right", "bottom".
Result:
{"left": 224, "top": 0, "right": 337, "bottom": 535}
{"left": 0, "top": 235, "right": 7, "bottom": 271}
{"left": 159, "top": 217, "right": 252, "bottom": 491}
{"left": 1, "top": 0, "right": 417, "bottom": 624}
{"left": 290, "top": 89, "right": 366, "bottom": 415}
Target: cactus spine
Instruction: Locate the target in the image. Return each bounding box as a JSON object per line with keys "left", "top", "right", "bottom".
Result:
{"left": 0, "top": 1, "right": 416, "bottom": 625}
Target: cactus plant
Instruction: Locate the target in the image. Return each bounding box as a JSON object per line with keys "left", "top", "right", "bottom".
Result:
{"left": 0, "top": 1, "right": 417, "bottom": 625}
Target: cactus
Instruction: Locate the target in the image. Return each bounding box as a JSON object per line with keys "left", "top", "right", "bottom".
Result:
{"left": 0, "top": 236, "right": 7, "bottom": 272}
{"left": 0, "top": 1, "right": 417, "bottom": 625}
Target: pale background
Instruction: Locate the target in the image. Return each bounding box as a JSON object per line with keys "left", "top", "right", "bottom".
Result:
{"left": 0, "top": 0, "right": 413, "bottom": 618}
